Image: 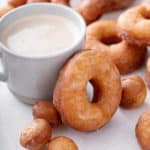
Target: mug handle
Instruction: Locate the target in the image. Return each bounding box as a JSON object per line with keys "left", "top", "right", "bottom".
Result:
{"left": 0, "top": 17, "right": 6, "bottom": 81}
{"left": 0, "top": 47, "right": 6, "bottom": 81}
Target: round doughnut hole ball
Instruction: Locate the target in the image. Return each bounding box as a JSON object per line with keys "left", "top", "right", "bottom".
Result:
{"left": 20, "top": 119, "right": 52, "bottom": 150}
{"left": 48, "top": 136, "right": 78, "bottom": 150}
{"left": 32, "top": 101, "right": 61, "bottom": 128}
{"left": 121, "top": 75, "right": 146, "bottom": 108}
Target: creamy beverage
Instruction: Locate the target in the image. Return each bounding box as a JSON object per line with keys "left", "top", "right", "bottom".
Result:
{"left": 1, "top": 14, "right": 79, "bottom": 56}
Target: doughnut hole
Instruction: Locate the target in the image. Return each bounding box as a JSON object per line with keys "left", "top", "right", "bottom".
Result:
{"left": 86, "top": 82, "right": 94, "bottom": 102}
{"left": 20, "top": 119, "right": 52, "bottom": 150}
{"left": 87, "top": 80, "right": 102, "bottom": 103}
{"left": 32, "top": 101, "right": 61, "bottom": 128}
{"left": 101, "top": 36, "right": 122, "bottom": 46}
{"left": 48, "top": 136, "right": 78, "bottom": 150}
{"left": 121, "top": 75, "right": 147, "bottom": 109}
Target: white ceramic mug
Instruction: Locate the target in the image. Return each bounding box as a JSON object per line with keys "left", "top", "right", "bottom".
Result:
{"left": 0, "top": 3, "right": 86, "bottom": 104}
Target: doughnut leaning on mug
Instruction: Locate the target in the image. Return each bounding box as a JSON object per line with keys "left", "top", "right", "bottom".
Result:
{"left": 53, "top": 50, "right": 122, "bottom": 131}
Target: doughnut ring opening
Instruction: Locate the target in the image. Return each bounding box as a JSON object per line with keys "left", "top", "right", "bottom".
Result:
{"left": 48, "top": 136, "right": 78, "bottom": 150}
{"left": 53, "top": 50, "right": 122, "bottom": 131}
{"left": 85, "top": 20, "right": 147, "bottom": 74}
{"left": 136, "top": 109, "right": 150, "bottom": 150}
{"left": 118, "top": 5, "right": 150, "bottom": 46}
{"left": 121, "top": 75, "right": 146, "bottom": 109}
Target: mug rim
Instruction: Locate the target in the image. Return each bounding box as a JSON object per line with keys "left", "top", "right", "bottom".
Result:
{"left": 0, "top": 3, "right": 86, "bottom": 59}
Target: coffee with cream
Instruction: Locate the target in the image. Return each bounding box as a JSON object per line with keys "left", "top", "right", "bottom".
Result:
{"left": 1, "top": 14, "right": 79, "bottom": 56}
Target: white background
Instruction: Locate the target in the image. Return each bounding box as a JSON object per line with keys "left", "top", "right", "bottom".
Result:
{"left": 0, "top": 0, "right": 150, "bottom": 150}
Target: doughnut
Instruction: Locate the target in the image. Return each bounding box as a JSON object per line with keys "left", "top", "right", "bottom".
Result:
{"left": 48, "top": 136, "right": 78, "bottom": 150}
{"left": 27, "top": 0, "right": 49, "bottom": 3}
{"left": 145, "top": 57, "right": 150, "bottom": 88}
{"left": 51, "top": 0, "right": 106, "bottom": 24}
{"left": 136, "top": 109, "right": 150, "bottom": 150}
{"left": 51, "top": 0, "right": 134, "bottom": 24}
{"left": 20, "top": 119, "right": 52, "bottom": 150}
{"left": 53, "top": 50, "right": 122, "bottom": 131}
{"left": 0, "top": 5, "right": 14, "bottom": 17}
{"left": 102, "top": 0, "right": 135, "bottom": 13}
{"left": 121, "top": 75, "right": 146, "bottom": 109}
{"left": 8, "top": 0, "right": 27, "bottom": 7}
{"left": 74, "top": 0, "right": 106, "bottom": 24}
{"left": 32, "top": 101, "right": 61, "bottom": 128}
{"left": 85, "top": 20, "right": 147, "bottom": 74}
{"left": 118, "top": 5, "right": 150, "bottom": 46}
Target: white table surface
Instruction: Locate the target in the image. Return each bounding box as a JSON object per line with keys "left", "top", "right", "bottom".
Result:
{"left": 0, "top": 0, "right": 150, "bottom": 149}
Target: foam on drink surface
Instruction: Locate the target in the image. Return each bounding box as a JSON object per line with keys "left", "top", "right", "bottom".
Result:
{"left": 2, "top": 14, "right": 79, "bottom": 56}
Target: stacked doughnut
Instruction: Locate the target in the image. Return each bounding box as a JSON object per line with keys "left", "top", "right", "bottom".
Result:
{"left": 0, "top": 0, "right": 135, "bottom": 24}
{"left": 86, "top": 5, "right": 150, "bottom": 75}
{"left": 85, "top": 20, "right": 147, "bottom": 74}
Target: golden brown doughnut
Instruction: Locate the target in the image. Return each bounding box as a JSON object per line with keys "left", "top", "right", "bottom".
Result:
{"left": 53, "top": 50, "right": 122, "bottom": 131}
{"left": 85, "top": 20, "right": 147, "bottom": 74}
{"left": 136, "top": 109, "right": 150, "bottom": 150}
{"left": 50, "top": 0, "right": 134, "bottom": 24}
{"left": 32, "top": 101, "right": 61, "bottom": 128}
{"left": 0, "top": 5, "right": 14, "bottom": 17}
{"left": 51, "top": 0, "right": 106, "bottom": 24}
{"left": 118, "top": 5, "right": 150, "bottom": 46}
{"left": 121, "top": 75, "right": 146, "bottom": 109}
{"left": 27, "top": 0, "right": 49, "bottom": 3}
{"left": 8, "top": 0, "right": 27, "bottom": 7}
{"left": 145, "top": 57, "right": 150, "bottom": 88}
{"left": 20, "top": 119, "right": 52, "bottom": 150}
{"left": 48, "top": 136, "right": 78, "bottom": 150}
{"left": 74, "top": 0, "right": 106, "bottom": 24}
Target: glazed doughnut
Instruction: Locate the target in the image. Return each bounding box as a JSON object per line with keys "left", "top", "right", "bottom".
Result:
{"left": 53, "top": 50, "right": 122, "bottom": 131}
{"left": 121, "top": 75, "right": 146, "bottom": 109}
{"left": 145, "top": 57, "right": 150, "bottom": 88}
{"left": 85, "top": 20, "right": 147, "bottom": 74}
{"left": 0, "top": 5, "right": 14, "bottom": 17}
{"left": 32, "top": 101, "right": 61, "bottom": 128}
{"left": 8, "top": 0, "right": 27, "bottom": 7}
{"left": 136, "top": 109, "right": 150, "bottom": 150}
{"left": 20, "top": 119, "right": 52, "bottom": 150}
{"left": 118, "top": 5, "right": 150, "bottom": 46}
{"left": 48, "top": 136, "right": 78, "bottom": 150}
